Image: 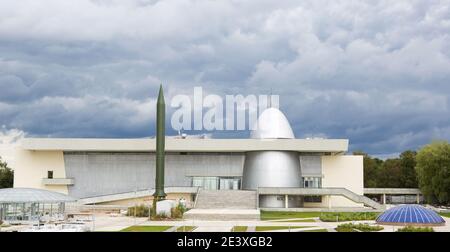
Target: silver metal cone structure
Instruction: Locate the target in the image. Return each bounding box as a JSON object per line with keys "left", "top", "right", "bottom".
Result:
{"left": 243, "top": 107, "right": 302, "bottom": 207}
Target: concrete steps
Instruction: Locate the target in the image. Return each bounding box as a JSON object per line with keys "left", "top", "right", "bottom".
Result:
{"left": 187, "top": 190, "right": 259, "bottom": 220}
{"left": 194, "top": 190, "right": 257, "bottom": 209}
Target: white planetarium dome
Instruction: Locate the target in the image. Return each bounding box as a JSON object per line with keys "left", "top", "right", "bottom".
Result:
{"left": 250, "top": 107, "right": 295, "bottom": 139}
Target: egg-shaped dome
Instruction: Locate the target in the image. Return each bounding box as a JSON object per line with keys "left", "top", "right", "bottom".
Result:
{"left": 376, "top": 204, "right": 445, "bottom": 226}
{"left": 251, "top": 107, "right": 295, "bottom": 139}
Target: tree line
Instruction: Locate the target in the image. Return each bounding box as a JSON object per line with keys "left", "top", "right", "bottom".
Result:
{"left": 356, "top": 140, "right": 450, "bottom": 205}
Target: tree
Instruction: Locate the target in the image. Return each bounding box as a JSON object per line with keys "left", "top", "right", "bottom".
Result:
{"left": 415, "top": 141, "right": 450, "bottom": 205}
{"left": 399, "top": 150, "right": 418, "bottom": 188}
{"left": 0, "top": 156, "right": 14, "bottom": 188}
{"left": 377, "top": 158, "right": 403, "bottom": 188}
{"left": 353, "top": 151, "right": 383, "bottom": 188}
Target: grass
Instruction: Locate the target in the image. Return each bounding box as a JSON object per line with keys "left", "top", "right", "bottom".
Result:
{"left": 232, "top": 226, "right": 248, "bottom": 232}
{"left": 303, "top": 229, "right": 328, "bottom": 232}
{"left": 439, "top": 212, "right": 450, "bottom": 218}
{"left": 260, "top": 211, "right": 379, "bottom": 222}
{"left": 261, "top": 211, "right": 322, "bottom": 220}
{"left": 176, "top": 226, "right": 196, "bottom": 232}
{"left": 255, "top": 226, "right": 310, "bottom": 231}
{"left": 396, "top": 226, "right": 434, "bottom": 232}
{"left": 120, "top": 226, "right": 172, "bottom": 232}
{"left": 335, "top": 223, "right": 383, "bottom": 232}
{"left": 277, "top": 219, "right": 317, "bottom": 222}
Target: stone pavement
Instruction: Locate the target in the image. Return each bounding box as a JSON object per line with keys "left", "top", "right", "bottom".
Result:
{"left": 52, "top": 213, "right": 450, "bottom": 232}
{"left": 193, "top": 226, "right": 233, "bottom": 232}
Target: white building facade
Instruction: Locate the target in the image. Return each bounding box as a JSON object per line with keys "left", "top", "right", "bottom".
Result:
{"left": 10, "top": 108, "right": 373, "bottom": 209}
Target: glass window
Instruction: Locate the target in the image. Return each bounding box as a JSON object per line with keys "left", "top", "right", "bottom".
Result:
{"left": 219, "top": 177, "right": 241, "bottom": 190}
{"left": 304, "top": 196, "right": 322, "bottom": 203}
{"left": 192, "top": 177, "right": 241, "bottom": 190}
{"left": 302, "top": 177, "right": 322, "bottom": 188}
{"left": 192, "top": 177, "right": 219, "bottom": 190}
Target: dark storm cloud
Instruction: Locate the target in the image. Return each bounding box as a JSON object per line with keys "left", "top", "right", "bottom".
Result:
{"left": 0, "top": 0, "right": 449, "bottom": 155}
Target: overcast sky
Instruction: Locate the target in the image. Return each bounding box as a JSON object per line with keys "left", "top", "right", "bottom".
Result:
{"left": 0, "top": 0, "right": 449, "bottom": 156}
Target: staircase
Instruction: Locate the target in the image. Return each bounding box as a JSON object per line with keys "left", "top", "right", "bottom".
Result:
{"left": 194, "top": 189, "right": 257, "bottom": 209}
{"left": 338, "top": 188, "right": 385, "bottom": 210}
{"left": 183, "top": 190, "right": 260, "bottom": 220}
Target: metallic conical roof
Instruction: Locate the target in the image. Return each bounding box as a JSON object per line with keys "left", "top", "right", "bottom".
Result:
{"left": 250, "top": 107, "right": 295, "bottom": 139}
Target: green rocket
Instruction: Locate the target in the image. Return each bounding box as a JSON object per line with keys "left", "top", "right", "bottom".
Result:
{"left": 153, "top": 84, "right": 167, "bottom": 201}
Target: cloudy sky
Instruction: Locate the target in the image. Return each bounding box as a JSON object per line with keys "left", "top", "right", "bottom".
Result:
{"left": 0, "top": 0, "right": 449, "bottom": 157}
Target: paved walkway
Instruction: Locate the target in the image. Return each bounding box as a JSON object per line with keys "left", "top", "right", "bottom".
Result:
{"left": 29, "top": 213, "right": 449, "bottom": 232}
{"left": 268, "top": 217, "right": 320, "bottom": 222}
{"left": 92, "top": 215, "right": 149, "bottom": 232}
{"left": 247, "top": 226, "right": 256, "bottom": 232}
{"left": 193, "top": 226, "right": 233, "bottom": 232}
{"left": 164, "top": 226, "right": 179, "bottom": 232}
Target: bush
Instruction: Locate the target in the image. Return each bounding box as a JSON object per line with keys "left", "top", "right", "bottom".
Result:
{"left": 126, "top": 205, "right": 151, "bottom": 217}
{"left": 335, "top": 223, "right": 383, "bottom": 232}
{"left": 171, "top": 204, "right": 187, "bottom": 219}
{"left": 397, "top": 226, "right": 434, "bottom": 232}
{"left": 151, "top": 212, "right": 168, "bottom": 221}
{"left": 127, "top": 202, "right": 186, "bottom": 220}
{"left": 320, "top": 212, "right": 379, "bottom": 222}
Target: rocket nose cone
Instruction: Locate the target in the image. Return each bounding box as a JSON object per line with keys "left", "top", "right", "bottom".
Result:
{"left": 157, "top": 84, "right": 165, "bottom": 103}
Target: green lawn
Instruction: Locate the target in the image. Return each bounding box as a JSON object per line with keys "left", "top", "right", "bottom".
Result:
{"left": 261, "top": 211, "right": 379, "bottom": 222}
{"left": 176, "top": 226, "right": 196, "bottom": 232}
{"left": 256, "top": 226, "right": 310, "bottom": 231}
{"left": 303, "top": 229, "right": 328, "bottom": 232}
{"left": 232, "top": 226, "right": 248, "bottom": 232}
{"left": 120, "top": 226, "right": 172, "bottom": 232}
{"left": 440, "top": 212, "right": 450, "bottom": 218}
{"left": 277, "top": 219, "right": 317, "bottom": 222}
{"left": 260, "top": 211, "right": 322, "bottom": 220}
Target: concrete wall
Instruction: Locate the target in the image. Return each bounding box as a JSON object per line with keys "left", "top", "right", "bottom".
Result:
{"left": 64, "top": 152, "right": 244, "bottom": 199}
{"left": 321, "top": 155, "right": 364, "bottom": 208}
{"left": 299, "top": 155, "right": 322, "bottom": 176}
{"left": 12, "top": 149, "right": 68, "bottom": 194}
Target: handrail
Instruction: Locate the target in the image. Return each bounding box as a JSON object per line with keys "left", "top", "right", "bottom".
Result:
{"left": 193, "top": 187, "right": 201, "bottom": 209}
{"left": 258, "top": 187, "right": 384, "bottom": 210}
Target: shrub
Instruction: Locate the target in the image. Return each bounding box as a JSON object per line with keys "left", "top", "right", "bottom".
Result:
{"left": 320, "top": 212, "right": 379, "bottom": 222}
{"left": 171, "top": 204, "right": 186, "bottom": 219}
{"left": 151, "top": 212, "right": 168, "bottom": 220}
{"left": 126, "top": 205, "right": 150, "bottom": 217}
{"left": 397, "top": 226, "right": 434, "bottom": 232}
{"left": 127, "top": 202, "right": 186, "bottom": 220}
{"left": 335, "top": 223, "right": 383, "bottom": 232}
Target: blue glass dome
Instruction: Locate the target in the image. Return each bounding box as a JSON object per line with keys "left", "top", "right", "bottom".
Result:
{"left": 376, "top": 204, "right": 445, "bottom": 226}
